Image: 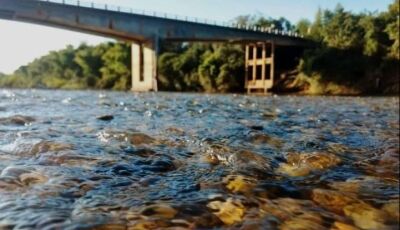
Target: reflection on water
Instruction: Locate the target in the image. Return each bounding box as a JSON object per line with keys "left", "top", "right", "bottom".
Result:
{"left": 0, "top": 89, "right": 398, "bottom": 229}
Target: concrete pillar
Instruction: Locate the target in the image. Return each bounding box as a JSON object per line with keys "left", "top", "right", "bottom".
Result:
{"left": 131, "top": 42, "right": 158, "bottom": 92}
{"left": 245, "top": 42, "right": 275, "bottom": 94}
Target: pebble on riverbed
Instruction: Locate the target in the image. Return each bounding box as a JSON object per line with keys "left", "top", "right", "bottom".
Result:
{"left": 277, "top": 152, "right": 341, "bottom": 177}
{"left": 97, "top": 130, "right": 158, "bottom": 146}
{"left": 204, "top": 145, "right": 272, "bottom": 175}
{"left": 30, "top": 141, "right": 74, "bottom": 155}
{"left": 0, "top": 115, "right": 35, "bottom": 126}
{"left": 223, "top": 175, "right": 256, "bottom": 194}
{"left": 0, "top": 166, "right": 48, "bottom": 187}
{"left": 96, "top": 115, "right": 114, "bottom": 121}
{"left": 343, "top": 203, "right": 391, "bottom": 230}
{"left": 207, "top": 198, "right": 245, "bottom": 225}
{"left": 249, "top": 133, "right": 283, "bottom": 149}
{"left": 311, "top": 189, "right": 358, "bottom": 214}
{"left": 140, "top": 204, "right": 178, "bottom": 219}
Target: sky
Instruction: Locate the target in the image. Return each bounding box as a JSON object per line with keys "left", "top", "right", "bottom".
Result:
{"left": 0, "top": 0, "right": 393, "bottom": 74}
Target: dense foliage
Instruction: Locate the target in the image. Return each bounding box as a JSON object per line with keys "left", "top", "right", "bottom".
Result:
{"left": 0, "top": 1, "right": 398, "bottom": 94}
{"left": 158, "top": 44, "right": 244, "bottom": 92}
{"left": 294, "top": 1, "right": 399, "bottom": 94}
{"left": 0, "top": 43, "right": 131, "bottom": 90}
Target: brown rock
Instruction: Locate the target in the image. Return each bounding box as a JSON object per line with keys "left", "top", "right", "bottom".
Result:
{"left": 223, "top": 175, "right": 256, "bottom": 194}
{"left": 0, "top": 115, "right": 35, "bottom": 126}
{"left": 280, "top": 213, "right": 325, "bottom": 230}
{"left": 277, "top": 152, "right": 341, "bottom": 177}
{"left": 331, "top": 222, "right": 360, "bottom": 230}
{"left": 130, "top": 133, "right": 156, "bottom": 146}
{"left": 140, "top": 204, "right": 178, "bottom": 219}
{"left": 250, "top": 134, "right": 283, "bottom": 148}
{"left": 343, "top": 203, "right": 390, "bottom": 230}
{"left": 207, "top": 198, "right": 245, "bottom": 225}
{"left": 382, "top": 200, "right": 399, "bottom": 222}
{"left": 312, "top": 189, "right": 358, "bottom": 214}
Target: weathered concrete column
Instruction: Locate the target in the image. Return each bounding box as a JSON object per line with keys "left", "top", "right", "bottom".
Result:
{"left": 131, "top": 42, "right": 158, "bottom": 92}
{"left": 245, "top": 42, "right": 275, "bottom": 94}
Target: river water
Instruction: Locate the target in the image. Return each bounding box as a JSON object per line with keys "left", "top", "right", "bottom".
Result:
{"left": 0, "top": 89, "right": 398, "bottom": 230}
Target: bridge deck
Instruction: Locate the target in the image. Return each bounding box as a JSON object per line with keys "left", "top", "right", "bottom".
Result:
{"left": 0, "top": 0, "right": 311, "bottom": 46}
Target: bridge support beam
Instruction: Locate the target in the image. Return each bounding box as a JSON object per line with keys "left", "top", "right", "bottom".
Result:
{"left": 245, "top": 42, "right": 275, "bottom": 94}
{"left": 131, "top": 42, "right": 158, "bottom": 92}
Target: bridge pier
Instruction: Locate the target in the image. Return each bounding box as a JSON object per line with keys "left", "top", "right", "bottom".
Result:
{"left": 131, "top": 42, "right": 158, "bottom": 92}
{"left": 245, "top": 42, "right": 275, "bottom": 94}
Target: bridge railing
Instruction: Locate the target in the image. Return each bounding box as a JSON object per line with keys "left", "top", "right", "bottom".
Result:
{"left": 37, "top": 0, "right": 303, "bottom": 38}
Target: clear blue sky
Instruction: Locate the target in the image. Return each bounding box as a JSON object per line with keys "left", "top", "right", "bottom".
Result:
{"left": 0, "top": 0, "right": 393, "bottom": 74}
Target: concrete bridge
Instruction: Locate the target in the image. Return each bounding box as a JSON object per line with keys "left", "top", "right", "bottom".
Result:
{"left": 0, "top": 0, "right": 312, "bottom": 93}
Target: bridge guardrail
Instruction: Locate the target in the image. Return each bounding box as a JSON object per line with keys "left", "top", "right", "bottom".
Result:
{"left": 36, "top": 0, "right": 302, "bottom": 38}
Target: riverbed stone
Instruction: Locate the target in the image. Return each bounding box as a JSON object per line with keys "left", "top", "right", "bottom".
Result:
{"left": 343, "top": 203, "right": 390, "bottom": 230}
{"left": 129, "top": 133, "right": 156, "bottom": 146}
{"left": 207, "top": 198, "right": 245, "bottom": 225}
{"left": 382, "top": 200, "right": 399, "bottom": 222}
{"left": 312, "top": 189, "right": 358, "bottom": 214}
{"left": 140, "top": 204, "right": 178, "bottom": 219}
{"left": 249, "top": 133, "right": 283, "bottom": 148}
{"left": 223, "top": 175, "right": 256, "bottom": 194}
{"left": 19, "top": 172, "right": 48, "bottom": 185}
{"left": 280, "top": 212, "right": 325, "bottom": 230}
{"left": 260, "top": 198, "right": 316, "bottom": 221}
{"left": 277, "top": 152, "right": 341, "bottom": 177}
{"left": 331, "top": 222, "right": 360, "bottom": 230}
{"left": 0, "top": 115, "right": 35, "bottom": 126}
{"left": 205, "top": 145, "right": 271, "bottom": 174}
{"left": 30, "top": 141, "right": 74, "bottom": 155}
{"left": 96, "top": 115, "right": 114, "bottom": 121}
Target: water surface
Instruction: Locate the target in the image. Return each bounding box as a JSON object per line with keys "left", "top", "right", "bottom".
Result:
{"left": 0, "top": 90, "right": 399, "bottom": 229}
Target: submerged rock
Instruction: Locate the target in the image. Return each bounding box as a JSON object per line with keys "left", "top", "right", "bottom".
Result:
{"left": 277, "top": 152, "right": 341, "bottom": 177}
{"left": 311, "top": 189, "right": 358, "bottom": 214}
{"left": 30, "top": 141, "right": 74, "bottom": 155}
{"left": 249, "top": 133, "right": 283, "bottom": 148}
{"left": 207, "top": 198, "right": 245, "bottom": 225}
{"left": 280, "top": 212, "right": 325, "bottom": 230}
{"left": 331, "top": 221, "right": 360, "bottom": 230}
{"left": 129, "top": 133, "right": 156, "bottom": 146}
{"left": 343, "top": 203, "right": 391, "bottom": 230}
{"left": 97, "top": 130, "right": 157, "bottom": 146}
{"left": 205, "top": 145, "right": 272, "bottom": 175}
{"left": 140, "top": 204, "right": 178, "bottom": 219}
{"left": 0, "top": 115, "right": 35, "bottom": 126}
{"left": 329, "top": 176, "right": 399, "bottom": 202}
{"left": 0, "top": 166, "right": 47, "bottom": 187}
{"left": 260, "top": 198, "right": 317, "bottom": 221}
{"left": 382, "top": 200, "right": 399, "bottom": 222}
{"left": 223, "top": 175, "right": 256, "bottom": 194}
{"left": 96, "top": 115, "right": 114, "bottom": 121}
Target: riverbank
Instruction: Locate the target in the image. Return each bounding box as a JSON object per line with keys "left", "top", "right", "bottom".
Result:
{"left": 0, "top": 1, "right": 398, "bottom": 95}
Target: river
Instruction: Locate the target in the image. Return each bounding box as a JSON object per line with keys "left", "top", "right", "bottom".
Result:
{"left": 0, "top": 89, "right": 399, "bottom": 230}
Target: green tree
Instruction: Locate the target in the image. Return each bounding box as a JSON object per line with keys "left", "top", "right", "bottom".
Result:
{"left": 198, "top": 45, "right": 244, "bottom": 92}
{"left": 309, "top": 8, "right": 324, "bottom": 41}
{"left": 322, "top": 4, "right": 363, "bottom": 50}
{"left": 296, "top": 19, "right": 311, "bottom": 37}
{"left": 384, "top": 0, "right": 399, "bottom": 59}
{"left": 98, "top": 43, "right": 131, "bottom": 90}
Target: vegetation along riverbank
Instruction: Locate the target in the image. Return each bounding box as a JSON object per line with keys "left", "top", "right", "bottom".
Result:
{"left": 0, "top": 1, "right": 398, "bottom": 95}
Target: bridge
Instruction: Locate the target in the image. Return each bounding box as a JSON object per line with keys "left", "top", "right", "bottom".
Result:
{"left": 0, "top": 0, "right": 312, "bottom": 93}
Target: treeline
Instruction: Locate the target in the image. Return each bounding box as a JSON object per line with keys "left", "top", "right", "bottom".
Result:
{"left": 0, "top": 0, "right": 398, "bottom": 94}
{"left": 0, "top": 43, "right": 131, "bottom": 90}
{"left": 293, "top": 0, "right": 399, "bottom": 94}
